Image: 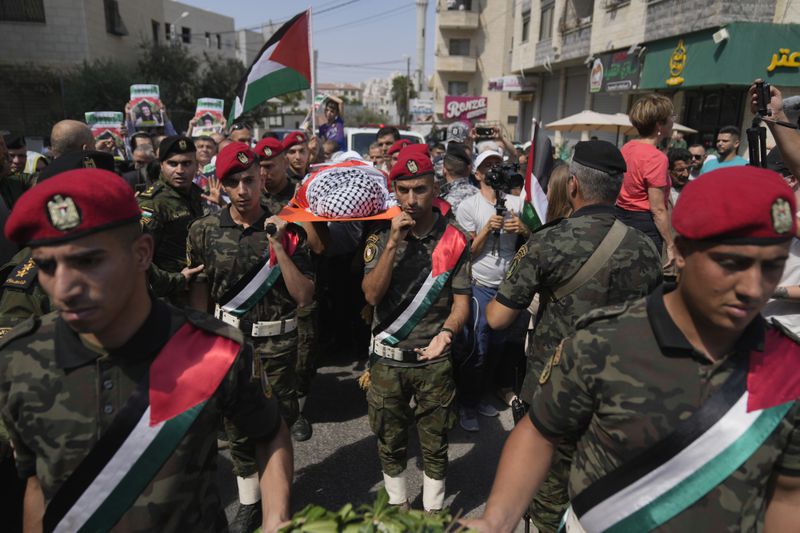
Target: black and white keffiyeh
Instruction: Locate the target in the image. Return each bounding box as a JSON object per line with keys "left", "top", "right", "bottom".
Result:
{"left": 305, "top": 163, "right": 395, "bottom": 218}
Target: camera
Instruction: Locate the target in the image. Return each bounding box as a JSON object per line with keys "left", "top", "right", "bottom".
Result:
{"left": 476, "top": 126, "right": 495, "bottom": 138}
{"left": 755, "top": 80, "right": 772, "bottom": 117}
{"left": 484, "top": 162, "right": 523, "bottom": 194}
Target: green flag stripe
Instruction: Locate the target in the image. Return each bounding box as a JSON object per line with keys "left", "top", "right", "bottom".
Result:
{"left": 227, "top": 266, "right": 282, "bottom": 318}
{"left": 241, "top": 68, "right": 310, "bottom": 115}
{"left": 382, "top": 273, "right": 450, "bottom": 347}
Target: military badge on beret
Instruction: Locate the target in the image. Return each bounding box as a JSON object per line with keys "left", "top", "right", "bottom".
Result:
{"left": 237, "top": 152, "right": 249, "bottom": 165}
{"left": 406, "top": 160, "right": 418, "bottom": 174}
{"left": 46, "top": 195, "right": 81, "bottom": 231}
{"left": 296, "top": 134, "right": 303, "bottom": 142}
{"left": 771, "top": 198, "right": 793, "bottom": 235}
{"left": 264, "top": 147, "right": 272, "bottom": 157}
{"left": 82, "top": 156, "right": 96, "bottom": 168}
{"left": 178, "top": 139, "right": 188, "bottom": 151}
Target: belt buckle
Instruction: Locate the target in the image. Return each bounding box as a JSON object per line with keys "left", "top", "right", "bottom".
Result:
{"left": 222, "top": 311, "right": 240, "bottom": 328}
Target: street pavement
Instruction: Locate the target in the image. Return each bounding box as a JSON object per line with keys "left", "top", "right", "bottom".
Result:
{"left": 219, "top": 347, "right": 525, "bottom": 529}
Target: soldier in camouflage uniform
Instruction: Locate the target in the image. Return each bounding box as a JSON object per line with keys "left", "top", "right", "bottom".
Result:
{"left": 0, "top": 168, "right": 292, "bottom": 532}
{"left": 487, "top": 141, "right": 662, "bottom": 531}
{"left": 467, "top": 167, "right": 800, "bottom": 532}
{"left": 137, "top": 136, "right": 205, "bottom": 303}
{"left": 188, "top": 142, "right": 314, "bottom": 532}
{"left": 283, "top": 131, "right": 310, "bottom": 185}
{"left": 0, "top": 134, "right": 36, "bottom": 210}
{"left": 363, "top": 148, "right": 471, "bottom": 512}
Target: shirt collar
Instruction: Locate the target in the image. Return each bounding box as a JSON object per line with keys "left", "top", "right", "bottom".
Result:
{"left": 570, "top": 204, "right": 616, "bottom": 218}
{"left": 219, "top": 205, "right": 270, "bottom": 229}
{"left": 646, "top": 284, "right": 765, "bottom": 360}
{"left": 55, "top": 297, "right": 172, "bottom": 370}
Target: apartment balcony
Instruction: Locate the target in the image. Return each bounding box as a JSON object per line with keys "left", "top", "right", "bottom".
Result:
{"left": 436, "top": 54, "right": 478, "bottom": 73}
{"left": 438, "top": 9, "right": 479, "bottom": 30}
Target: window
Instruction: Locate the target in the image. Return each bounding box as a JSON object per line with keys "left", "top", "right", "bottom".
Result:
{"left": 540, "top": 1, "right": 554, "bottom": 40}
{"left": 521, "top": 10, "right": 531, "bottom": 43}
{"left": 103, "top": 0, "right": 127, "bottom": 36}
{"left": 205, "top": 31, "right": 211, "bottom": 48}
{"left": 151, "top": 19, "right": 160, "bottom": 43}
{"left": 447, "top": 81, "right": 469, "bottom": 95}
{"left": 0, "top": 0, "right": 45, "bottom": 22}
{"left": 448, "top": 38, "right": 470, "bottom": 56}
{"left": 165, "top": 22, "right": 172, "bottom": 41}
{"left": 446, "top": 0, "right": 472, "bottom": 10}
{"left": 181, "top": 26, "right": 190, "bottom": 44}
{"left": 216, "top": 33, "right": 221, "bottom": 49}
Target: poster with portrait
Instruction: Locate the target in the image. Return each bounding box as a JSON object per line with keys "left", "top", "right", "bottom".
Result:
{"left": 128, "top": 84, "right": 164, "bottom": 129}
{"left": 191, "top": 98, "right": 225, "bottom": 137}
{"left": 85, "top": 111, "right": 124, "bottom": 148}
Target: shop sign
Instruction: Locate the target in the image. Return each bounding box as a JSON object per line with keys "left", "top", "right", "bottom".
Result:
{"left": 410, "top": 98, "right": 434, "bottom": 123}
{"left": 589, "top": 51, "right": 642, "bottom": 93}
{"left": 443, "top": 95, "right": 488, "bottom": 121}
{"left": 666, "top": 39, "right": 687, "bottom": 86}
{"left": 488, "top": 76, "right": 535, "bottom": 92}
{"left": 767, "top": 48, "right": 800, "bottom": 72}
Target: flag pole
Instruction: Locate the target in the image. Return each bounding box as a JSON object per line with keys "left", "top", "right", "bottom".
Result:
{"left": 308, "top": 7, "right": 316, "bottom": 135}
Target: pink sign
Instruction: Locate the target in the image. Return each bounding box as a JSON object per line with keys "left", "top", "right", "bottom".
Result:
{"left": 443, "top": 95, "right": 488, "bottom": 122}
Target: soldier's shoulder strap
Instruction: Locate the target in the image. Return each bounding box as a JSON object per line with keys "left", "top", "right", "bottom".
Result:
{"left": 574, "top": 302, "right": 631, "bottom": 330}
{"left": 2, "top": 252, "right": 38, "bottom": 291}
{"left": 136, "top": 181, "right": 163, "bottom": 200}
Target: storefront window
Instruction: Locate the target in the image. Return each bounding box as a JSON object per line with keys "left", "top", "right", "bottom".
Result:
{"left": 683, "top": 88, "right": 745, "bottom": 148}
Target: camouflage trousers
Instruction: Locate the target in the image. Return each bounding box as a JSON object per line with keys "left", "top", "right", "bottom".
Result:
{"left": 227, "top": 349, "right": 299, "bottom": 478}
{"left": 295, "top": 301, "right": 318, "bottom": 398}
{"left": 366, "top": 358, "right": 457, "bottom": 480}
{"left": 531, "top": 441, "right": 573, "bottom": 533}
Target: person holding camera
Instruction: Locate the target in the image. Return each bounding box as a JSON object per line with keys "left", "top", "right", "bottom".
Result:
{"left": 484, "top": 140, "right": 662, "bottom": 531}
{"left": 454, "top": 150, "right": 528, "bottom": 432}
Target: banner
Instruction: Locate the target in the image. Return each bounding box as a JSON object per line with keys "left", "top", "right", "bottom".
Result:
{"left": 410, "top": 98, "right": 434, "bottom": 124}
{"left": 191, "top": 98, "right": 225, "bottom": 137}
{"left": 443, "top": 95, "right": 487, "bottom": 123}
{"left": 488, "top": 76, "right": 535, "bottom": 92}
{"left": 590, "top": 51, "right": 642, "bottom": 93}
{"left": 85, "top": 112, "right": 124, "bottom": 153}
{"left": 128, "top": 84, "right": 164, "bottom": 129}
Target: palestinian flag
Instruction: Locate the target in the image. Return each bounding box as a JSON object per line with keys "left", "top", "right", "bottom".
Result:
{"left": 520, "top": 118, "right": 553, "bottom": 231}
{"left": 230, "top": 10, "right": 311, "bottom": 122}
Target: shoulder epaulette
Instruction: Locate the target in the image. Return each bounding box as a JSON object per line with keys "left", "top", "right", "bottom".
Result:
{"left": 2, "top": 256, "right": 38, "bottom": 291}
{"left": 0, "top": 315, "right": 39, "bottom": 347}
{"left": 574, "top": 302, "right": 631, "bottom": 330}
{"left": 136, "top": 181, "right": 163, "bottom": 199}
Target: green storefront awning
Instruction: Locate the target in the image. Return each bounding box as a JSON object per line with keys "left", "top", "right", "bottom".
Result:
{"left": 640, "top": 22, "right": 800, "bottom": 89}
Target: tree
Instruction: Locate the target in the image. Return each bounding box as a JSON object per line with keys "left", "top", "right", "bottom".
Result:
{"left": 390, "top": 75, "right": 417, "bottom": 126}
{"left": 137, "top": 43, "right": 200, "bottom": 128}
{"left": 61, "top": 59, "right": 135, "bottom": 120}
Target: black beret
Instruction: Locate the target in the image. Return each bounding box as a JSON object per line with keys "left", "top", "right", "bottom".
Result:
{"left": 445, "top": 142, "right": 471, "bottom": 166}
{"left": 159, "top": 136, "right": 195, "bottom": 162}
{"left": 572, "top": 140, "right": 627, "bottom": 175}
{"left": 37, "top": 150, "right": 115, "bottom": 182}
{"left": 4, "top": 134, "right": 25, "bottom": 149}
{"left": 766, "top": 147, "right": 791, "bottom": 177}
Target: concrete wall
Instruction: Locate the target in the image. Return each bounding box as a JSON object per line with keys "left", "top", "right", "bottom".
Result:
{"left": 589, "top": 0, "right": 646, "bottom": 54}
{"left": 164, "top": 1, "right": 236, "bottom": 61}
{"left": 237, "top": 29, "right": 264, "bottom": 66}
{"left": 644, "top": 0, "right": 776, "bottom": 42}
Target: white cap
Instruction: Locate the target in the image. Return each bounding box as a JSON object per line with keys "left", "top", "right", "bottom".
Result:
{"left": 474, "top": 150, "right": 504, "bottom": 170}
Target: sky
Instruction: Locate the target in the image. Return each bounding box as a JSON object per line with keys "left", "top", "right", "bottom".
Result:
{"left": 179, "top": 0, "right": 437, "bottom": 85}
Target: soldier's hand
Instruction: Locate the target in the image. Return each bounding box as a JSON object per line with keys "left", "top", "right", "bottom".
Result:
{"left": 484, "top": 214, "right": 504, "bottom": 233}
{"left": 663, "top": 244, "right": 676, "bottom": 270}
{"left": 265, "top": 215, "right": 289, "bottom": 244}
{"left": 202, "top": 176, "right": 224, "bottom": 206}
{"left": 415, "top": 330, "right": 453, "bottom": 361}
{"left": 390, "top": 212, "right": 415, "bottom": 244}
{"left": 181, "top": 264, "right": 204, "bottom": 281}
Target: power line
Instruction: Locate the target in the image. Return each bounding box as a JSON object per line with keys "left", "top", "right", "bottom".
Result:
{"left": 315, "top": 2, "right": 415, "bottom": 33}
{"left": 319, "top": 59, "right": 408, "bottom": 67}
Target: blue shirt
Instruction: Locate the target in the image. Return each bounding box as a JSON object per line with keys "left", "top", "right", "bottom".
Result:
{"left": 699, "top": 155, "right": 747, "bottom": 174}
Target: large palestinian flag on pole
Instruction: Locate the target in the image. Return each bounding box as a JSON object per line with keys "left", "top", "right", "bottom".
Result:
{"left": 230, "top": 10, "right": 311, "bottom": 122}
{"left": 520, "top": 118, "right": 553, "bottom": 231}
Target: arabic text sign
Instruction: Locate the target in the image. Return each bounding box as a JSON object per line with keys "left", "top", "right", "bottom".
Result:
{"left": 443, "top": 96, "right": 487, "bottom": 122}
{"left": 191, "top": 98, "right": 225, "bottom": 137}
{"left": 767, "top": 48, "right": 800, "bottom": 72}
{"left": 129, "top": 84, "right": 164, "bottom": 129}
{"left": 590, "top": 51, "right": 642, "bottom": 93}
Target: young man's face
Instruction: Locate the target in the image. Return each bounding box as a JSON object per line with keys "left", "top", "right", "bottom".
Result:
{"left": 259, "top": 156, "right": 288, "bottom": 192}
{"left": 394, "top": 175, "right": 437, "bottom": 222}
{"left": 161, "top": 153, "right": 197, "bottom": 191}
{"left": 222, "top": 166, "right": 263, "bottom": 214}
{"left": 194, "top": 140, "right": 217, "bottom": 166}
{"left": 230, "top": 128, "right": 253, "bottom": 145}
{"left": 377, "top": 134, "right": 396, "bottom": 157}
{"left": 716, "top": 133, "right": 739, "bottom": 158}
{"left": 669, "top": 159, "right": 691, "bottom": 188}
{"left": 676, "top": 240, "right": 789, "bottom": 333}
{"left": 688, "top": 146, "right": 706, "bottom": 172}
{"left": 132, "top": 150, "right": 154, "bottom": 170}
{"left": 8, "top": 146, "right": 27, "bottom": 174}
{"left": 286, "top": 144, "right": 309, "bottom": 174}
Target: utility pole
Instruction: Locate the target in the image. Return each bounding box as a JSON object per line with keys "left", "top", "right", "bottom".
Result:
{"left": 406, "top": 55, "right": 411, "bottom": 125}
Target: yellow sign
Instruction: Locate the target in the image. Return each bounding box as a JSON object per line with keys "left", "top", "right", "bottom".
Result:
{"left": 767, "top": 48, "right": 800, "bottom": 72}
{"left": 666, "top": 39, "right": 687, "bottom": 86}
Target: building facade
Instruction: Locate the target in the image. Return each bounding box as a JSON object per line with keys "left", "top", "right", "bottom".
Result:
{"left": 432, "top": 0, "right": 519, "bottom": 138}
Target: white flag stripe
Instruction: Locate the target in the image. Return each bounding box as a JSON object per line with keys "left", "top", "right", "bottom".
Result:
{"left": 221, "top": 262, "right": 278, "bottom": 312}
{"left": 374, "top": 272, "right": 438, "bottom": 344}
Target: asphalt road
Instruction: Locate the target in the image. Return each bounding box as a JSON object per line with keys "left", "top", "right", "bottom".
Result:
{"left": 218, "top": 347, "right": 525, "bottom": 529}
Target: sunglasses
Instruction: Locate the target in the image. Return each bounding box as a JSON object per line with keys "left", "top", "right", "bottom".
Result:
{"left": 690, "top": 154, "right": 704, "bottom": 160}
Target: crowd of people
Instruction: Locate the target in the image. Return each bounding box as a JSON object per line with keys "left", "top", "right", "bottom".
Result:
{"left": 0, "top": 79, "right": 799, "bottom": 533}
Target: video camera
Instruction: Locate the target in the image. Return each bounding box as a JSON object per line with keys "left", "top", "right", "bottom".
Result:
{"left": 484, "top": 162, "right": 523, "bottom": 194}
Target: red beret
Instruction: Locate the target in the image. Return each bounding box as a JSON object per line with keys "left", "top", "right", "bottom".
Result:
{"left": 282, "top": 131, "right": 308, "bottom": 151}
{"left": 389, "top": 147, "right": 434, "bottom": 184}
{"left": 216, "top": 142, "right": 256, "bottom": 180}
{"left": 673, "top": 167, "right": 796, "bottom": 243}
{"left": 387, "top": 139, "right": 411, "bottom": 155}
{"left": 5, "top": 169, "right": 140, "bottom": 246}
{"left": 405, "top": 143, "right": 430, "bottom": 157}
{"left": 255, "top": 138, "right": 283, "bottom": 160}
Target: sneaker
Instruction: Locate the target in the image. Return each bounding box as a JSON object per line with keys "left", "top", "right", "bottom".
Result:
{"left": 230, "top": 501, "right": 262, "bottom": 533}
{"left": 459, "top": 407, "right": 479, "bottom": 432}
{"left": 478, "top": 401, "right": 499, "bottom": 417}
{"left": 290, "top": 415, "right": 312, "bottom": 442}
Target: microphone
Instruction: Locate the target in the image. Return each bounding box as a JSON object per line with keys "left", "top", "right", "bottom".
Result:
{"left": 265, "top": 223, "right": 277, "bottom": 236}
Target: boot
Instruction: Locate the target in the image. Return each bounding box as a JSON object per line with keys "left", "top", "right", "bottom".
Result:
{"left": 231, "top": 474, "right": 262, "bottom": 532}
{"left": 422, "top": 473, "right": 445, "bottom": 512}
{"left": 383, "top": 471, "right": 409, "bottom": 507}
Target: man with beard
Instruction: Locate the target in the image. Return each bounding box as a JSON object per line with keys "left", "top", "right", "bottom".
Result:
{"left": 701, "top": 126, "right": 747, "bottom": 174}
{"left": 667, "top": 147, "right": 692, "bottom": 205}
{"left": 688, "top": 143, "right": 706, "bottom": 180}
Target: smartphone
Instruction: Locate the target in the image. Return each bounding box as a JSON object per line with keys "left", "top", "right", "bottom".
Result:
{"left": 476, "top": 126, "right": 494, "bottom": 137}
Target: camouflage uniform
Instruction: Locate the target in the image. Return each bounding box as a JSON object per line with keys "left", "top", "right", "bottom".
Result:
{"left": 0, "top": 247, "right": 50, "bottom": 338}
{"left": 187, "top": 205, "right": 313, "bottom": 476}
{"left": 364, "top": 215, "right": 471, "bottom": 479}
{"left": 439, "top": 178, "right": 478, "bottom": 214}
{"left": 137, "top": 178, "right": 204, "bottom": 302}
{"left": 531, "top": 286, "right": 800, "bottom": 531}
{"left": 0, "top": 171, "right": 35, "bottom": 209}
{"left": 0, "top": 298, "right": 282, "bottom": 532}
{"left": 496, "top": 204, "right": 662, "bottom": 531}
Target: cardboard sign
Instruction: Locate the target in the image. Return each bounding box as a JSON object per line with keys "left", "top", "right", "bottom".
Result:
{"left": 128, "top": 84, "right": 164, "bottom": 129}
{"left": 191, "top": 98, "right": 225, "bottom": 137}
{"left": 85, "top": 111, "right": 124, "bottom": 149}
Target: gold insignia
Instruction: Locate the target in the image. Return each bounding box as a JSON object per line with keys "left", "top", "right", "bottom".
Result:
{"left": 364, "top": 241, "right": 378, "bottom": 263}
{"left": 15, "top": 259, "right": 35, "bottom": 280}
{"left": 46, "top": 195, "right": 81, "bottom": 231}
{"left": 506, "top": 243, "right": 528, "bottom": 280}
{"left": 771, "top": 198, "right": 793, "bottom": 235}
{"left": 264, "top": 147, "right": 272, "bottom": 157}
{"left": 0, "top": 327, "right": 10, "bottom": 339}
{"left": 539, "top": 356, "right": 553, "bottom": 385}
{"left": 82, "top": 156, "right": 96, "bottom": 168}
{"left": 406, "top": 159, "right": 419, "bottom": 174}
{"left": 296, "top": 134, "right": 303, "bottom": 142}
{"left": 178, "top": 139, "right": 188, "bottom": 151}
{"left": 552, "top": 339, "right": 566, "bottom": 367}
{"left": 237, "top": 152, "right": 249, "bottom": 165}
